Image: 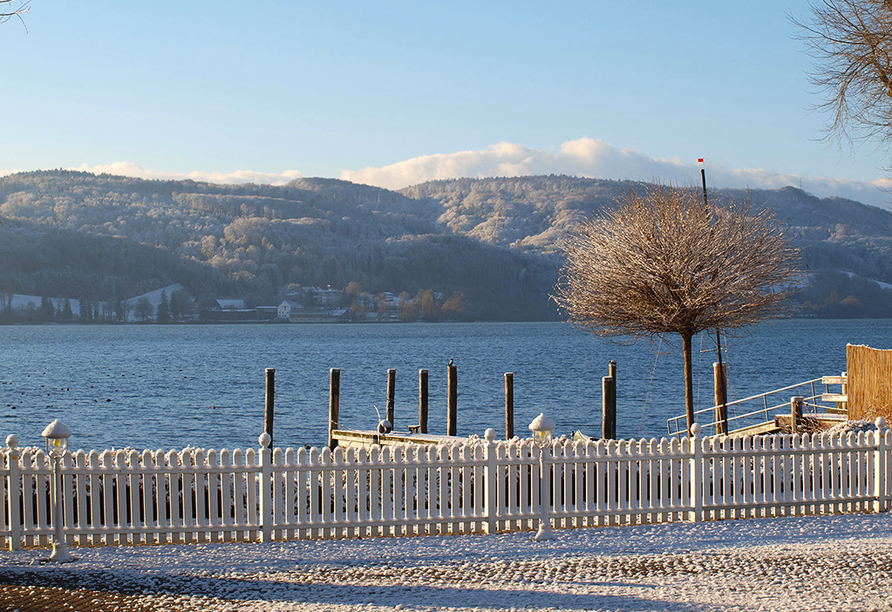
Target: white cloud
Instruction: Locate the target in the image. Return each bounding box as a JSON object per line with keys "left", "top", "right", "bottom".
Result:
{"left": 3, "top": 139, "right": 889, "bottom": 209}
{"left": 341, "top": 137, "right": 892, "bottom": 209}
{"left": 67, "top": 162, "right": 304, "bottom": 186}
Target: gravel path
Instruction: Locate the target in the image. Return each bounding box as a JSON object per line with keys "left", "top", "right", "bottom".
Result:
{"left": 2, "top": 513, "right": 891, "bottom": 611}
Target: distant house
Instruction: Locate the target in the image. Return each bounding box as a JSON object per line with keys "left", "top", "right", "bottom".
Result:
{"left": 278, "top": 299, "right": 305, "bottom": 320}
{"left": 203, "top": 298, "right": 276, "bottom": 322}
{"left": 216, "top": 299, "right": 247, "bottom": 311}
{"left": 277, "top": 298, "right": 349, "bottom": 323}
{"left": 307, "top": 286, "right": 343, "bottom": 308}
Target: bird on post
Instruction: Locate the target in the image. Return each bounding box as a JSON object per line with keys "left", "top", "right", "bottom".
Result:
{"left": 448, "top": 358, "right": 454, "bottom": 367}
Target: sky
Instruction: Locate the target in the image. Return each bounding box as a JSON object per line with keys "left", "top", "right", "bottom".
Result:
{"left": 3, "top": 1, "right": 892, "bottom": 208}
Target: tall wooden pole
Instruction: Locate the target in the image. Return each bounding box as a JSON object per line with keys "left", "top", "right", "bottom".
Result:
{"left": 386, "top": 369, "right": 396, "bottom": 429}
{"left": 328, "top": 368, "right": 340, "bottom": 449}
{"left": 505, "top": 372, "right": 514, "bottom": 439}
{"left": 701, "top": 163, "right": 728, "bottom": 420}
{"left": 418, "top": 369, "right": 429, "bottom": 434}
{"left": 264, "top": 368, "right": 275, "bottom": 447}
{"left": 447, "top": 362, "right": 457, "bottom": 436}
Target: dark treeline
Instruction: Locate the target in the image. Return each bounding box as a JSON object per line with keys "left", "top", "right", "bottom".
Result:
{"left": 1, "top": 170, "right": 891, "bottom": 320}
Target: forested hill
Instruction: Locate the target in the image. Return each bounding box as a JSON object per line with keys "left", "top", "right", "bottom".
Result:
{"left": 1, "top": 170, "right": 892, "bottom": 319}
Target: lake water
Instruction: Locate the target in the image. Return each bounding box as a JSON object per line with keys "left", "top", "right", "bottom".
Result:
{"left": 1, "top": 320, "right": 890, "bottom": 451}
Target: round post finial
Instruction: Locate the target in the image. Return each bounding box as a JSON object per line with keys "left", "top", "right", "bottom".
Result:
{"left": 258, "top": 432, "right": 272, "bottom": 448}
{"left": 484, "top": 428, "right": 496, "bottom": 442}
{"left": 689, "top": 423, "right": 701, "bottom": 438}
{"left": 876, "top": 416, "right": 887, "bottom": 430}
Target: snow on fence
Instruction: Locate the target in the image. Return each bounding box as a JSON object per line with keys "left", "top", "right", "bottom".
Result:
{"left": 2, "top": 421, "right": 890, "bottom": 551}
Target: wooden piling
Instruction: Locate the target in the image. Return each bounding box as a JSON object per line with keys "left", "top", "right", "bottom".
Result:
{"left": 602, "top": 374, "right": 616, "bottom": 440}
{"left": 264, "top": 368, "right": 275, "bottom": 447}
{"left": 386, "top": 369, "right": 396, "bottom": 428}
{"left": 418, "top": 369, "right": 429, "bottom": 434}
{"left": 791, "top": 395, "right": 804, "bottom": 434}
{"left": 504, "top": 372, "right": 515, "bottom": 439}
{"left": 714, "top": 362, "right": 728, "bottom": 435}
{"left": 447, "top": 363, "right": 457, "bottom": 436}
{"left": 328, "top": 368, "right": 340, "bottom": 449}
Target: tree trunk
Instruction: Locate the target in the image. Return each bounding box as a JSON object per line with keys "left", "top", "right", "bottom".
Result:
{"left": 683, "top": 332, "right": 694, "bottom": 436}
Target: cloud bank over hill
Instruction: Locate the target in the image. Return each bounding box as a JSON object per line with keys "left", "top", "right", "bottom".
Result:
{"left": 341, "top": 137, "right": 892, "bottom": 209}
{"left": 65, "top": 162, "right": 306, "bottom": 186}
{"left": 2, "top": 138, "right": 889, "bottom": 209}
{"left": 0, "top": 163, "right": 306, "bottom": 187}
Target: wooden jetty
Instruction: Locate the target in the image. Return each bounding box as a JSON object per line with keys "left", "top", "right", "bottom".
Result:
{"left": 668, "top": 344, "right": 892, "bottom": 438}
{"left": 329, "top": 429, "right": 466, "bottom": 448}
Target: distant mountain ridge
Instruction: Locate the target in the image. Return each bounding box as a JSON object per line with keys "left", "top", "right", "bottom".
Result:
{"left": 1, "top": 170, "right": 891, "bottom": 319}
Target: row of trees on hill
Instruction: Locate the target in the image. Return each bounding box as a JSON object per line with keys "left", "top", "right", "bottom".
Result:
{"left": 2, "top": 166, "right": 892, "bottom": 320}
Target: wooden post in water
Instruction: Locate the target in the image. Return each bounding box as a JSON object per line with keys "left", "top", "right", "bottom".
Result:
{"left": 386, "top": 369, "right": 396, "bottom": 429}
{"left": 505, "top": 372, "right": 514, "bottom": 439}
{"left": 447, "top": 362, "right": 458, "bottom": 436}
{"left": 602, "top": 373, "right": 616, "bottom": 440}
{"left": 264, "top": 368, "right": 275, "bottom": 447}
{"left": 328, "top": 368, "right": 340, "bottom": 449}
{"left": 714, "top": 362, "right": 728, "bottom": 435}
{"left": 418, "top": 369, "right": 429, "bottom": 434}
{"left": 602, "top": 361, "right": 617, "bottom": 439}
{"left": 791, "top": 395, "right": 804, "bottom": 434}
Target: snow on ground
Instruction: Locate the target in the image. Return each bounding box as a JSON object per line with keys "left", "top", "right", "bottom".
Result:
{"left": 3, "top": 513, "right": 892, "bottom": 611}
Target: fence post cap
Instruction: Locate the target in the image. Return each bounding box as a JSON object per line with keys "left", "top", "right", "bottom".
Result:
{"left": 484, "top": 428, "right": 496, "bottom": 442}
{"left": 690, "top": 423, "right": 701, "bottom": 438}
{"left": 876, "top": 416, "right": 887, "bottom": 430}
{"left": 258, "top": 432, "right": 271, "bottom": 448}
{"left": 5, "top": 434, "right": 18, "bottom": 449}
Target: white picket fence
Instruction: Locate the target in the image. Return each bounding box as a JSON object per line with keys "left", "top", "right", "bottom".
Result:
{"left": 2, "top": 422, "right": 891, "bottom": 551}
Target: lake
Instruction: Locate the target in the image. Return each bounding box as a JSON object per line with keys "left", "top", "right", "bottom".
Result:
{"left": 1, "top": 319, "right": 890, "bottom": 451}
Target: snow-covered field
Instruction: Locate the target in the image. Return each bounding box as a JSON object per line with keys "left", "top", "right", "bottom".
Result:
{"left": 3, "top": 513, "right": 891, "bottom": 611}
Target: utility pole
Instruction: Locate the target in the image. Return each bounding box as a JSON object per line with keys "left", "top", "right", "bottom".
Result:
{"left": 700, "top": 159, "right": 728, "bottom": 432}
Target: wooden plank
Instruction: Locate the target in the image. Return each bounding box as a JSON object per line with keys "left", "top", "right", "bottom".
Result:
{"left": 822, "top": 376, "right": 847, "bottom": 385}
{"left": 821, "top": 393, "right": 848, "bottom": 403}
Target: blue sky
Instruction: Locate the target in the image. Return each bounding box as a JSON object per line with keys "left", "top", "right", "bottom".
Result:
{"left": 3, "top": 1, "right": 891, "bottom": 207}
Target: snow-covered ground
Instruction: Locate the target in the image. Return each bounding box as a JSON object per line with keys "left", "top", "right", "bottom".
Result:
{"left": 3, "top": 513, "right": 891, "bottom": 611}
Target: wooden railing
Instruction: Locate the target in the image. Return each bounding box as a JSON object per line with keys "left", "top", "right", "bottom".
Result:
{"left": 667, "top": 377, "right": 849, "bottom": 437}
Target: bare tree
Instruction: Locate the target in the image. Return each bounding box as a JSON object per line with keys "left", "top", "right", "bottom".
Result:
{"left": 792, "top": 1, "right": 892, "bottom": 156}
{"left": 553, "top": 183, "right": 801, "bottom": 435}
{"left": 0, "top": 0, "right": 29, "bottom": 26}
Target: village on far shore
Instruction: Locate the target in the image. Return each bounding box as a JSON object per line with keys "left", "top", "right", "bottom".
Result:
{"left": 0, "top": 282, "right": 471, "bottom": 324}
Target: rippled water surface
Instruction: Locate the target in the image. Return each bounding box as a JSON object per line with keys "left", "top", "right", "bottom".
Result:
{"left": 1, "top": 320, "right": 889, "bottom": 451}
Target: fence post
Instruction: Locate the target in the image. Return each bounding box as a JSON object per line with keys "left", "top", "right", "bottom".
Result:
{"left": 689, "top": 423, "right": 702, "bottom": 523}
{"left": 534, "top": 440, "right": 554, "bottom": 540}
{"left": 258, "top": 432, "right": 272, "bottom": 543}
{"left": 5, "top": 435, "right": 21, "bottom": 551}
{"left": 791, "top": 396, "right": 804, "bottom": 434}
{"left": 877, "top": 417, "right": 888, "bottom": 513}
{"left": 484, "top": 428, "right": 498, "bottom": 534}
